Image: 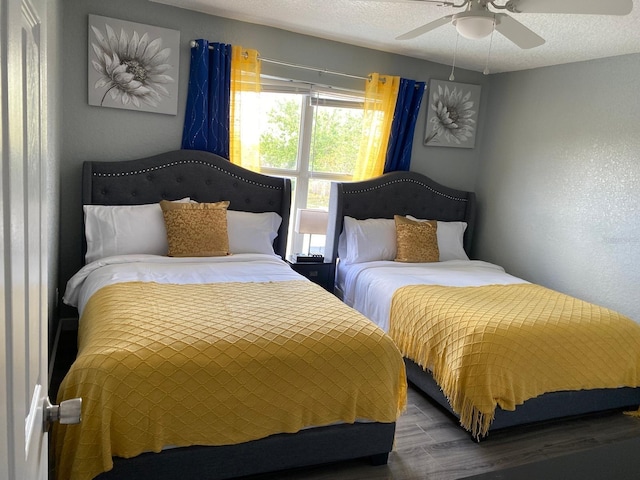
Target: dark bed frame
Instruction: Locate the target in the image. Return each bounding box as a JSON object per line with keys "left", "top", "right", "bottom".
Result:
{"left": 326, "top": 170, "right": 640, "bottom": 437}
{"left": 78, "top": 150, "right": 396, "bottom": 479}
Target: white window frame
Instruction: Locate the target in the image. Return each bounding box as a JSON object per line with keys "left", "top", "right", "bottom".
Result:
{"left": 257, "top": 79, "right": 364, "bottom": 256}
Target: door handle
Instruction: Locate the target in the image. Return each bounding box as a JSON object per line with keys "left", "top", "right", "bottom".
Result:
{"left": 44, "top": 397, "right": 82, "bottom": 428}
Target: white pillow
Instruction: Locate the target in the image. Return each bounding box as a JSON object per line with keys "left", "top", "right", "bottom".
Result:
{"left": 338, "top": 215, "right": 469, "bottom": 264}
{"left": 406, "top": 215, "right": 469, "bottom": 261}
{"left": 84, "top": 198, "right": 190, "bottom": 263}
{"left": 342, "top": 217, "right": 396, "bottom": 264}
{"left": 84, "top": 201, "right": 283, "bottom": 263}
{"left": 338, "top": 231, "right": 348, "bottom": 260}
{"left": 226, "top": 210, "right": 281, "bottom": 255}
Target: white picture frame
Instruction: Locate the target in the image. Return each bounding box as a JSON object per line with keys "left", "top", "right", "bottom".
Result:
{"left": 88, "top": 15, "right": 180, "bottom": 115}
{"left": 424, "top": 79, "right": 481, "bottom": 148}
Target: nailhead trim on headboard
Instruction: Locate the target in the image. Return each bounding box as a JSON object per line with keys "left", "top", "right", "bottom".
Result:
{"left": 93, "top": 160, "right": 282, "bottom": 190}
{"left": 344, "top": 178, "right": 469, "bottom": 202}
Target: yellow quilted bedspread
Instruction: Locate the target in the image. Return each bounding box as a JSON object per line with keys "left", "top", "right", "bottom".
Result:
{"left": 54, "top": 280, "right": 407, "bottom": 480}
{"left": 389, "top": 283, "right": 640, "bottom": 438}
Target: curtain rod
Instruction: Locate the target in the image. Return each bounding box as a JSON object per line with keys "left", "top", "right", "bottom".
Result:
{"left": 189, "top": 40, "right": 369, "bottom": 82}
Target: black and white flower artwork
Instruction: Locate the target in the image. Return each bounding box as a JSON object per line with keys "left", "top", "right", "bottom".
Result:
{"left": 424, "top": 80, "right": 481, "bottom": 148}
{"left": 88, "top": 15, "right": 179, "bottom": 115}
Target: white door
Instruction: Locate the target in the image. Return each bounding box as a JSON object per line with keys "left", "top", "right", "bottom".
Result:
{"left": 1, "top": 0, "right": 50, "bottom": 478}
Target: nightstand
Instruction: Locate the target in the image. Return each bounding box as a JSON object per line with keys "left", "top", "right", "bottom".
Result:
{"left": 286, "top": 258, "right": 334, "bottom": 292}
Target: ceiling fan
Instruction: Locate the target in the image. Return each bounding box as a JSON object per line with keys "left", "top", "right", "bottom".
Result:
{"left": 395, "top": 0, "right": 634, "bottom": 49}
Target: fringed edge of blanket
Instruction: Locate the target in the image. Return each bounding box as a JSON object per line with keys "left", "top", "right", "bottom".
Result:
{"left": 428, "top": 359, "right": 494, "bottom": 440}
{"left": 391, "top": 329, "right": 494, "bottom": 440}
{"left": 397, "top": 369, "right": 409, "bottom": 418}
{"left": 623, "top": 406, "right": 640, "bottom": 418}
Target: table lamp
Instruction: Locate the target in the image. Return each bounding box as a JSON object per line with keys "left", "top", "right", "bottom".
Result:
{"left": 294, "top": 208, "right": 328, "bottom": 262}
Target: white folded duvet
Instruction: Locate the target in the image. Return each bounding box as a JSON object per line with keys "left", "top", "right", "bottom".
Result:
{"left": 64, "top": 253, "right": 302, "bottom": 316}
{"left": 340, "top": 259, "right": 529, "bottom": 332}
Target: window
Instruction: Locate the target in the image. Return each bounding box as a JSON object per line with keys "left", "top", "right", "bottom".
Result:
{"left": 254, "top": 81, "right": 364, "bottom": 256}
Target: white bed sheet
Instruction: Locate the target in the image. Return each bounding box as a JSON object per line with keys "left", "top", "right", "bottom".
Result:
{"left": 64, "top": 253, "right": 302, "bottom": 316}
{"left": 341, "top": 259, "right": 529, "bottom": 332}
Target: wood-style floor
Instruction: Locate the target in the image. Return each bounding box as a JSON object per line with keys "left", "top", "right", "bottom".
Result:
{"left": 51, "top": 331, "right": 640, "bottom": 480}
{"left": 405, "top": 390, "right": 640, "bottom": 480}
{"left": 244, "top": 385, "right": 640, "bottom": 480}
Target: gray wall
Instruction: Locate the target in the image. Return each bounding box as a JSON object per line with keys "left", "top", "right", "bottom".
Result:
{"left": 475, "top": 54, "right": 640, "bottom": 322}
{"left": 59, "top": 0, "right": 488, "bottom": 314}
{"left": 46, "top": 0, "right": 62, "bottom": 351}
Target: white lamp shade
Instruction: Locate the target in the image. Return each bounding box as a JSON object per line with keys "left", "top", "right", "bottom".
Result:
{"left": 454, "top": 14, "right": 495, "bottom": 40}
{"left": 295, "top": 209, "right": 329, "bottom": 235}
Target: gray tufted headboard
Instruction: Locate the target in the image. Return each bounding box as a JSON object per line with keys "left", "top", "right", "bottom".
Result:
{"left": 326, "top": 171, "right": 476, "bottom": 269}
{"left": 83, "top": 150, "right": 292, "bottom": 259}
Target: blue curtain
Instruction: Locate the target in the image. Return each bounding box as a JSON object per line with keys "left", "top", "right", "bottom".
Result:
{"left": 383, "top": 78, "right": 426, "bottom": 173}
{"left": 181, "top": 40, "right": 232, "bottom": 158}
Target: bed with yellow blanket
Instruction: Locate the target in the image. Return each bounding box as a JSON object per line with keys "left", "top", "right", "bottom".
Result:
{"left": 326, "top": 170, "right": 640, "bottom": 438}
{"left": 54, "top": 151, "right": 407, "bottom": 480}
{"left": 56, "top": 266, "right": 406, "bottom": 480}
{"left": 390, "top": 283, "right": 640, "bottom": 438}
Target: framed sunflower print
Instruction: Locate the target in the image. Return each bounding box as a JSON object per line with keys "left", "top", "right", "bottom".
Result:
{"left": 424, "top": 79, "right": 481, "bottom": 148}
{"left": 88, "top": 15, "right": 180, "bottom": 115}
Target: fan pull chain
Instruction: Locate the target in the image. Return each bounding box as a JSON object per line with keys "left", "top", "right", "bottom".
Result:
{"left": 483, "top": 24, "right": 495, "bottom": 75}
{"left": 449, "top": 32, "right": 460, "bottom": 81}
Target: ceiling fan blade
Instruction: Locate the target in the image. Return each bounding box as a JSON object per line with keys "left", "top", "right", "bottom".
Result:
{"left": 396, "top": 15, "right": 453, "bottom": 40}
{"left": 507, "top": 0, "right": 633, "bottom": 15}
{"left": 495, "top": 14, "right": 545, "bottom": 49}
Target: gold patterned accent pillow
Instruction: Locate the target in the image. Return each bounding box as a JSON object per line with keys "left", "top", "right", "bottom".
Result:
{"left": 160, "top": 200, "right": 230, "bottom": 257}
{"left": 394, "top": 215, "right": 439, "bottom": 263}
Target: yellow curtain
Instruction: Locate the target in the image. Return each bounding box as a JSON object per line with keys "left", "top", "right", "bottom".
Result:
{"left": 352, "top": 73, "right": 400, "bottom": 181}
{"left": 230, "top": 46, "right": 261, "bottom": 171}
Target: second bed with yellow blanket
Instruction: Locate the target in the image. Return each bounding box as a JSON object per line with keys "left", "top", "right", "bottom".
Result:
{"left": 55, "top": 278, "right": 407, "bottom": 480}
{"left": 390, "top": 283, "right": 640, "bottom": 438}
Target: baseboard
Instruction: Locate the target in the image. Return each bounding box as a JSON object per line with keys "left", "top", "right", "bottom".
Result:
{"left": 61, "top": 316, "right": 79, "bottom": 330}
{"left": 48, "top": 317, "right": 78, "bottom": 386}
{"left": 48, "top": 320, "right": 63, "bottom": 386}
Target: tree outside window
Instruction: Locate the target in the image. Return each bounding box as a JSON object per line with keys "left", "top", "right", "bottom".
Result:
{"left": 255, "top": 88, "right": 364, "bottom": 255}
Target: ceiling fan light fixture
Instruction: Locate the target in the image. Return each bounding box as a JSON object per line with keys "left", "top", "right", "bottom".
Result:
{"left": 453, "top": 13, "right": 496, "bottom": 40}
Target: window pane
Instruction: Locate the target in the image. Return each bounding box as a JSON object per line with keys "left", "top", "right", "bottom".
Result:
{"left": 310, "top": 105, "right": 363, "bottom": 175}
{"left": 307, "top": 178, "right": 331, "bottom": 210}
{"left": 258, "top": 93, "right": 302, "bottom": 170}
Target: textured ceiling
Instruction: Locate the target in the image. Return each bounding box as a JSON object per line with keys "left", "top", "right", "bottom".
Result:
{"left": 151, "top": 0, "right": 640, "bottom": 74}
